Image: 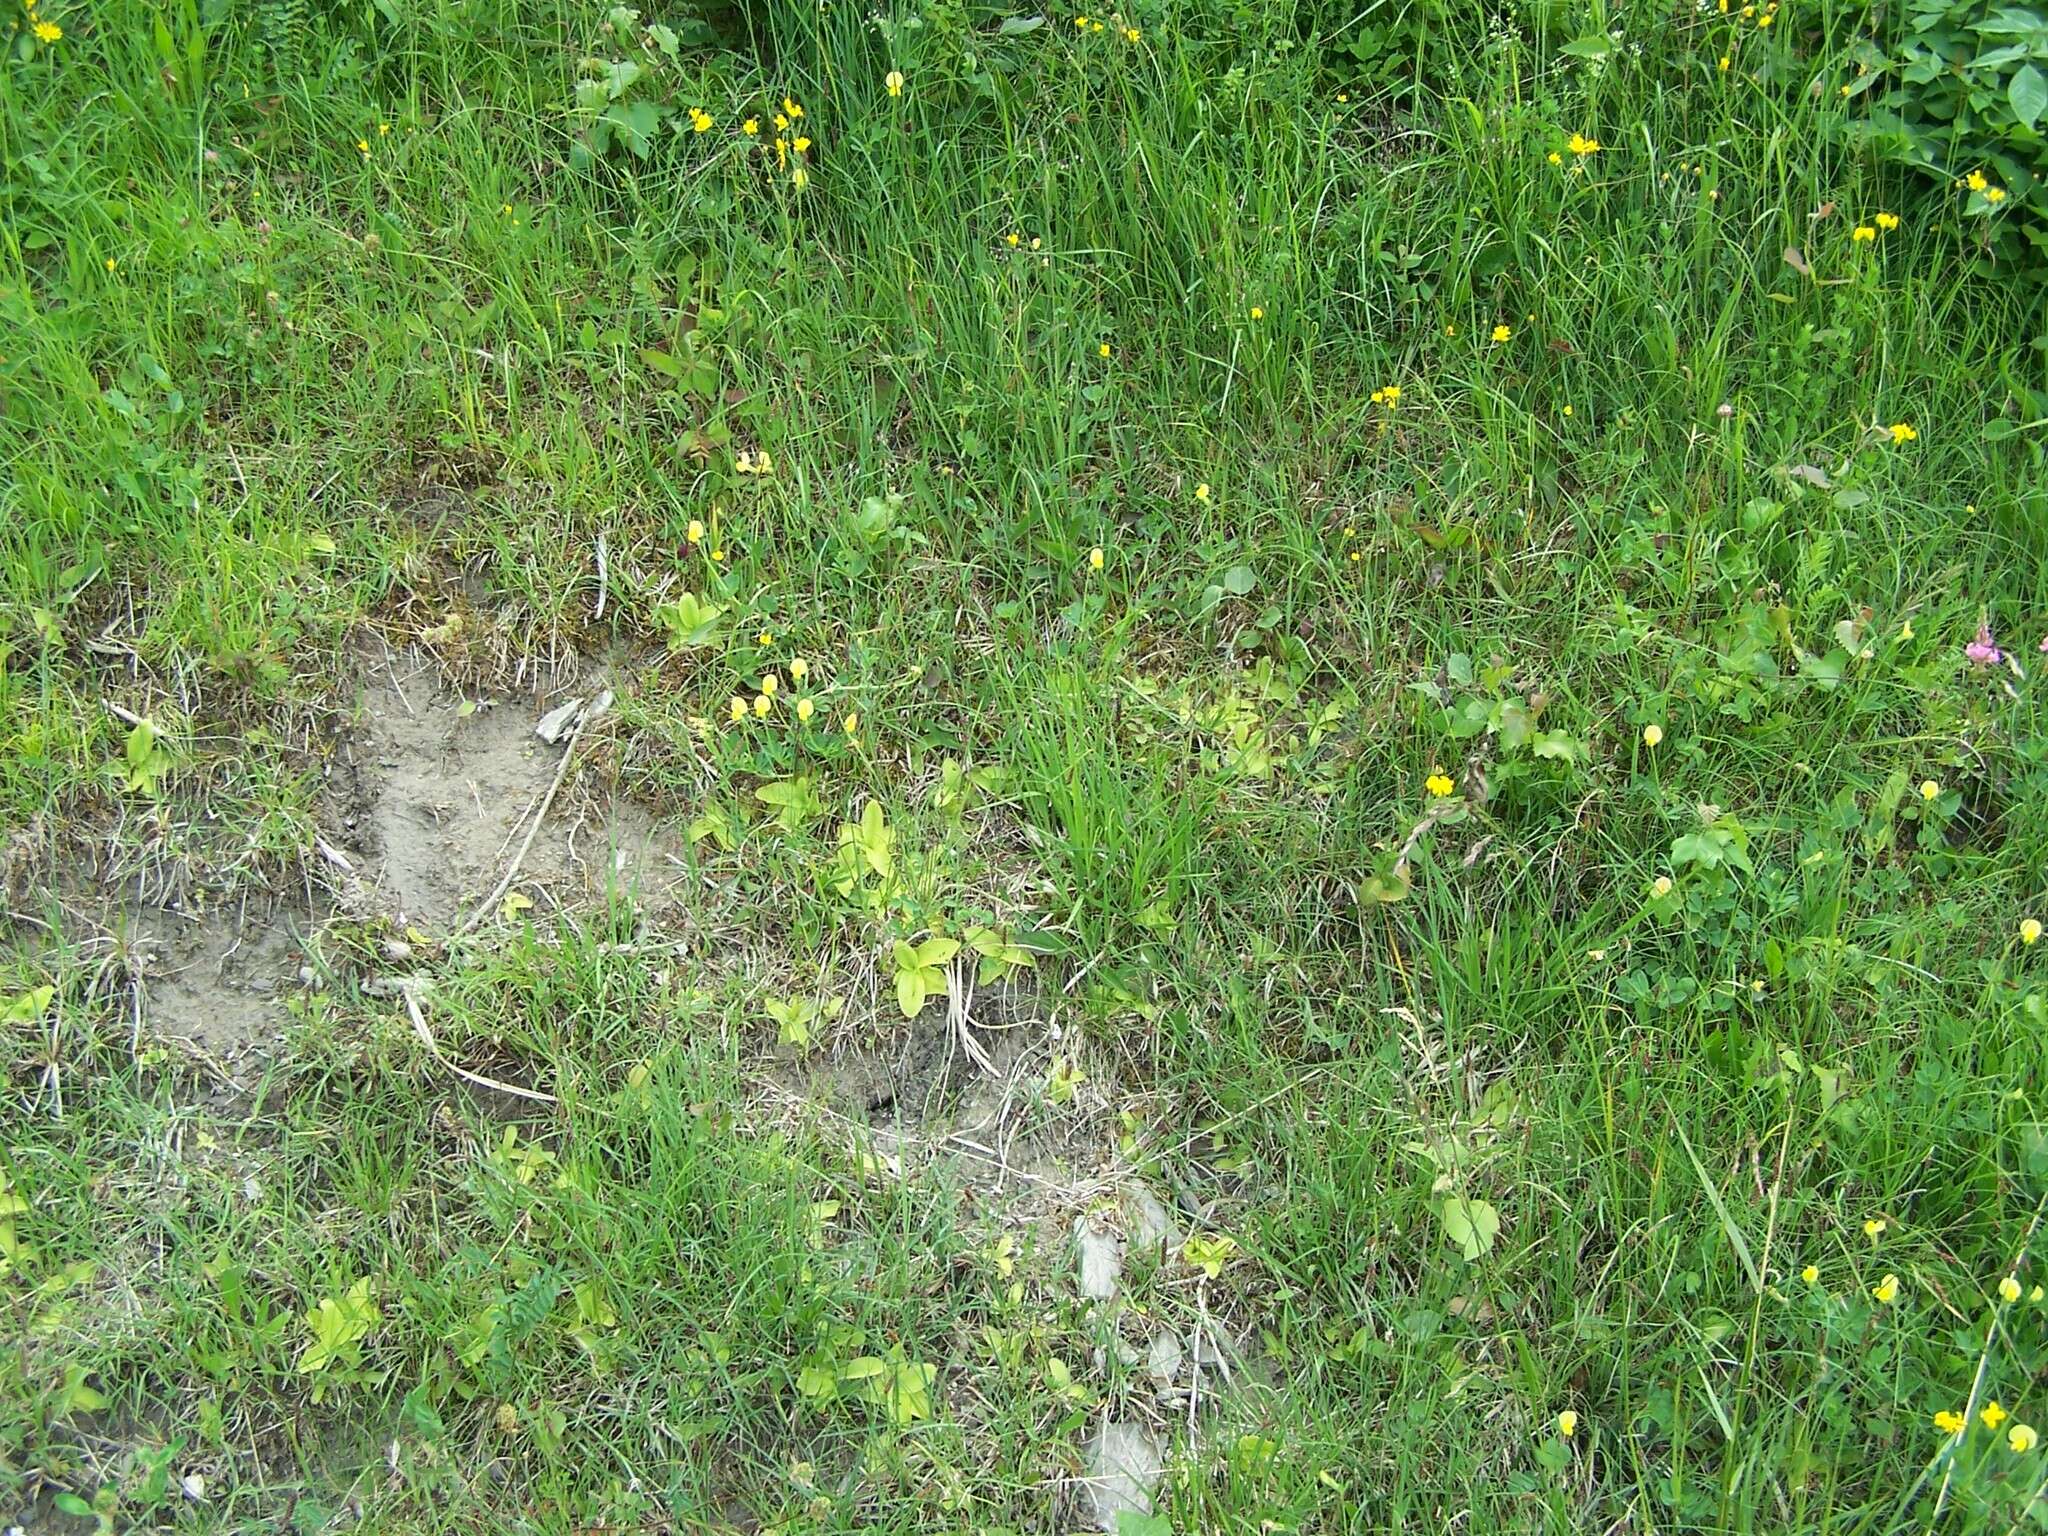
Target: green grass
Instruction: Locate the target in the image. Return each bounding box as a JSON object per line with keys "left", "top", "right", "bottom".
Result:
{"left": 5, "top": 0, "right": 2048, "bottom": 1530}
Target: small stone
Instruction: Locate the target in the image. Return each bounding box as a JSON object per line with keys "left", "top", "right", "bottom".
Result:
{"left": 1082, "top": 1421, "right": 1163, "bottom": 1530}
{"left": 1144, "top": 1331, "right": 1184, "bottom": 1387}
{"left": 1075, "top": 1221, "right": 1122, "bottom": 1301}
{"left": 382, "top": 938, "right": 414, "bottom": 962}
{"left": 1121, "top": 1182, "right": 1180, "bottom": 1254}
{"left": 181, "top": 1472, "right": 207, "bottom": 1501}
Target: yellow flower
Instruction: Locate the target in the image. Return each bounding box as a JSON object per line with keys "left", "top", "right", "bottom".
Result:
{"left": 1919, "top": 779, "right": 1939, "bottom": 801}
{"left": 1876, "top": 211, "right": 1899, "bottom": 230}
{"left": 1089, "top": 546, "right": 1104, "bottom": 571}
{"left": 843, "top": 711, "right": 860, "bottom": 735}
{"left": 791, "top": 166, "right": 809, "bottom": 190}
{"left": 1757, "top": 9, "right": 1773, "bottom": 23}
{"left": 2000, "top": 1275, "right": 2023, "bottom": 1303}
{"left": 783, "top": 97, "right": 804, "bottom": 119}
{"left": 104, "top": 256, "right": 117, "bottom": 272}
{"left": 1719, "top": 53, "right": 1731, "bottom": 69}
{"left": 1864, "top": 1217, "right": 1887, "bottom": 1240}
{"left": 1967, "top": 170, "right": 1989, "bottom": 192}
{"left": 1652, "top": 875, "right": 1674, "bottom": 898}
{"left": 1567, "top": 132, "right": 1600, "bottom": 156}
{"left": 758, "top": 630, "right": 775, "bottom": 647}
{"left": 886, "top": 69, "right": 905, "bottom": 96}
{"left": 687, "top": 519, "right": 705, "bottom": 544}
{"left": 1074, "top": 13, "right": 1089, "bottom": 25}
{"left": 31, "top": 17, "right": 58, "bottom": 39}
{"left": 1899, "top": 617, "right": 1915, "bottom": 640}
{"left": 743, "top": 117, "right": 760, "bottom": 135}
{"left": 753, "top": 693, "right": 772, "bottom": 717}
{"left": 2033, "top": 1285, "right": 2046, "bottom": 1302}
{"left": 1098, "top": 342, "right": 1111, "bottom": 358}
{"left": 1987, "top": 185, "right": 2007, "bottom": 203}
{"left": 793, "top": 135, "right": 811, "bottom": 154}
{"left": 796, "top": 697, "right": 815, "bottom": 723}
{"left": 2012, "top": 1424, "right": 2040, "bottom": 1453}
{"left": 1249, "top": 305, "right": 1264, "bottom": 320}
{"left": 1934, "top": 1410, "right": 1966, "bottom": 1435}
{"left": 790, "top": 658, "right": 809, "bottom": 682}
{"left": 774, "top": 113, "right": 790, "bottom": 132}
{"left": 729, "top": 696, "right": 748, "bottom": 723}
{"left": 1124, "top": 25, "right": 1140, "bottom": 40}
{"left": 1492, "top": 323, "right": 1512, "bottom": 343}
{"left": 1872, "top": 1273, "right": 1899, "bottom": 1304}
{"left": 1557, "top": 1410, "right": 1578, "bottom": 1438}
{"left": 734, "top": 451, "right": 755, "bottom": 474}
{"left": 1852, "top": 225, "right": 1875, "bottom": 242}
{"left": 1194, "top": 483, "right": 1211, "bottom": 503}
{"left": 379, "top": 122, "right": 391, "bottom": 135}
{"left": 2023, "top": 918, "right": 2043, "bottom": 945}
{"left": 1802, "top": 1264, "right": 1820, "bottom": 1285}
{"left": 711, "top": 547, "right": 725, "bottom": 562}
{"left": 1425, "top": 772, "right": 1455, "bottom": 798}
{"left": 1006, "top": 232, "right": 1021, "bottom": 247}
{"left": 357, "top": 138, "right": 372, "bottom": 157}
{"left": 760, "top": 672, "right": 779, "bottom": 696}
{"left": 1030, "top": 236, "right": 1042, "bottom": 249}
{"left": 1642, "top": 724, "right": 1663, "bottom": 747}
{"left": 1983, "top": 1401, "right": 2009, "bottom": 1430}
{"left": 689, "top": 107, "right": 713, "bottom": 133}
{"left": 1547, "top": 151, "right": 1563, "bottom": 166}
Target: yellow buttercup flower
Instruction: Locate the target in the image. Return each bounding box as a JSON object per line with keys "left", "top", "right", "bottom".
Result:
{"left": 1249, "top": 305, "right": 1264, "bottom": 320}
{"left": 1967, "top": 170, "right": 1989, "bottom": 192}
{"left": 1934, "top": 1410, "right": 1966, "bottom": 1435}
{"left": 2000, "top": 1275, "right": 2023, "bottom": 1303}
{"left": 1547, "top": 151, "right": 1563, "bottom": 166}
{"left": 1889, "top": 422, "right": 1918, "bottom": 444}
{"left": 1719, "top": 54, "right": 1730, "bottom": 69}
{"left": 1982, "top": 1400, "right": 2009, "bottom": 1430}
{"left": 1876, "top": 212, "right": 1899, "bottom": 230}
{"left": 33, "top": 18, "right": 60, "bottom": 39}
{"left": 1802, "top": 1264, "right": 1820, "bottom": 1285}
{"left": 743, "top": 118, "right": 760, "bottom": 135}
{"left": 1852, "top": 225, "right": 1875, "bottom": 242}
{"left": 793, "top": 135, "right": 811, "bottom": 154}
{"left": 1425, "top": 772, "right": 1454, "bottom": 798}
{"left": 689, "top": 107, "right": 713, "bottom": 133}
{"left": 1007, "top": 232, "right": 1021, "bottom": 248}
{"left": 886, "top": 69, "right": 905, "bottom": 96}
{"left": 1098, "top": 342, "right": 1111, "bottom": 358}
{"left": 1557, "top": 1410, "right": 1577, "bottom": 1438}
{"left": 1872, "top": 1273, "right": 1899, "bottom": 1304}
{"left": 2023, "top": 918, "right": 2043, "bottom": 945}
{"left": 1987, "top": 185, "right": 2007, "bottom": 203}
{"left": 1642, "top": 724, "right": 1663, "bottom": 747}
{"left": 1194, "top": 483, "right": 1211, "bottom": 503}
{"left": 1567, "top": 132, "right": 1600, "bottom": 156}
{"left": 2012, "top": 1424, "right": 2040, "bottom": 1453}
{"left": 711, "top": 547, "right": 725, "bottom": 562}
{"left": 796, "top": 697, "right": 815, "bottom": 723}
{"left": 783, "top": 97, "right": 804, "bottom": 119}
{"left": 758, "top": 630, "right": 775, "bottom": 647}
{"left": 1492, "top": 323, "right": 1512, "bottom": 343}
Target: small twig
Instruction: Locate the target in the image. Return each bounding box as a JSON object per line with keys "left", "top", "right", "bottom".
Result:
{"left": 1188, "top": 1278, "right": 1207, "bottom": 1449}
{"left": 399, "top": 981, "right": 556, "bottom": 1105}
{"left": 593, "top": 532, "right": 610, "bottom": 620}
{"left": 457, "top": 692, "right": 610, "bottom": 936}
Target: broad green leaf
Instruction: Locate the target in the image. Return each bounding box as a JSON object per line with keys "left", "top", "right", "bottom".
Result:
{"left": 1440, "top": 1197, "right": 1501, "bottom": 1261}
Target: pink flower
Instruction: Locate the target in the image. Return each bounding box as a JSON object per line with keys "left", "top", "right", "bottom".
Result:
{"left": 1966, "top": 624, "right": 2002, "bottom": 667}
{"left": 2039, "top": 633, "right": 2048, "bottom": 654}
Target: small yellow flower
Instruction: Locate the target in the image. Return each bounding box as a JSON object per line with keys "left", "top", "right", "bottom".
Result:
{"left": 1872, "top": 1273, "right": 1899, "bottom": 1304}
{"left": 689, "top": 107, "right": 713, "bottom": 133}
{"left": 1547, "top": 151, "right": 1563, "bottom": 166}
{"left": 1982, "top": 1400, "right": 2009, "bottom": 1430}
{"left": 774, "top": 113, "right": 790, "bottom": 132}
{"left": 2023, "top": 917, "right": 2043, "bottom": 945}
{"left": 1557, "top": 1410, "right": 1578, "bottom": 1438}
{"left": 2033, "top": 1285, "right": 2046, "bottom": 1302}
{"left": 796, "top": 697, "right": 815, "bottom": 723}
{"left": 1934, "top": 1410, "right": 1966, "bottom": 1435}
{"left": 843, "top": 711, "right": 860, "bottom": 735}
{"left": 1194, "top": 483, "right": 1211, "bottom": 503}
{"left": 1852, "top": 225, "right": 1875, "bottom": 242}
{"left": 31, "top": 17, "right": 59, "bottom": 39}
{"left": 783, "top": 97, "right": 803, "bottom": 119}
{"left": 357, "top": 138, "right": 372, "bottom": 157}
{"left": 791, "top": 166, "right": 809, "bottom": 189}
{"left": 760, "top": 672, "right": 779, "bottom": 696}
{"left": 379, "top": 121, "right": 391, "bottom": 136}
{"left": 743, "top": 118, "right": 760, "bottom": 135}
{"left": 1567, "top": 132, "right": 1600, "bottom": 156}
{"left": 1888, "top": 422, "right": 1918, "bottom": 445}
{"left": 1425, "top": 772, "right": 1455, "bottom": 798}
{"left": 1986, "top": 185, "right": 2007, "bottom": 203}
{"left": 1492, "top": 323, "right": 1511, "bottom": 343}
{"left": 752, "top": 693, "right": 772, "bottom": 717}
{"left": 793, "top": 135, "right": 811, "bottom": 154}
{"left": 790, "top": 658, "right": 809, "bottom": 682}
{"left": 734, "top": 451, "right": 755, "bottom": 474}
{"left": 1642, "top": 724, "right": 1663, "bottom": 747}
{"left": 1074, "top": 13, "right": 1089, "bottom": 25}
{"left": 1652, "top": 876, "right": 1674, "bottom": 899}
{"left": 687, "top": 519, "right": 705, "bottom": 544}
{"left": 1098, "top": 342, "right": 1111, "bottom": 358}
{"left": 1864, "top": 1217, "right": 1887, "bottom": 1241}
{"left": 1919, "top": 779, "right": 1939, "bottom": 801}
{"left": 1124, "top": 25, "right": 1140, "bottom": 40}
{"left": 1802, "top": 1264, "right": 1820, "bottom": 1285}
{"left": 1968, "top": 170, "right": 1989, "bottom": 192}
{"left": 886, "top": 69, "right": 905, "bottom": 96}
{"left": 1030, "top": 236, "right": 1042, "bottom": 249}
{"left": 729, "top": 696, "right": 748, "bottom": 723}
{"left": 711, "top": 547, "right": 725, "bottom": 562}
{"left": 1876, "top": 211, "right": 1899, "bottom": 230}
{"left": 1719, "top": 54, "right": 1730, "bottom": 69}
{"left": 1899, "top": 617, "right": 1915, "bottom": 640}
{"left": 104, "top": 257, "right": 117, "bottom": 272}
{"left": 1006, "top": 232, "right": 1021, "bottom": 247}
{"left": 1089, "top": 546, "right": 1104, "bottom": 571}
{"left": 2012, "top": 1424, "right": 2040, "bottom": 1453}
{"left": 2000, "top": 1275, "right": 2023, "bottom": 1303}
{"left": 1249, "top": 305, "right": 1264, "bottom": 320}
